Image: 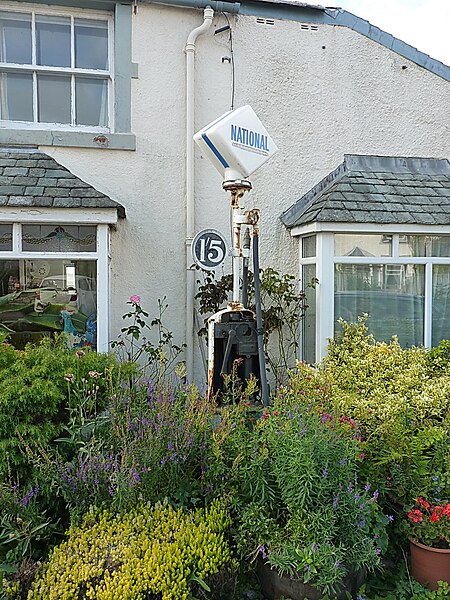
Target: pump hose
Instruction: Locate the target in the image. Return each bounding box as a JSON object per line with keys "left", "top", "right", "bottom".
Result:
{"left": 252, "top": 232, "right": 270, "bottom": 406}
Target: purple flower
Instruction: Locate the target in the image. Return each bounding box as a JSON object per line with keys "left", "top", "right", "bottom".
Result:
{"left": 364, "top": 484, "right": 371, "bottom": 492}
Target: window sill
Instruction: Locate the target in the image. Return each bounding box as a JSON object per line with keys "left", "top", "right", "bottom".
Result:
{"left": 0, "top": 128, "right": 136, "bottom": 151}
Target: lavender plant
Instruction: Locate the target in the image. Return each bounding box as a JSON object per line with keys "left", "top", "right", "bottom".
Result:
{"left": 43, "top": 376, "right": 218, "bottom": 517}
{"left": 204, "top": 397, "right": 390, "bottom": 597}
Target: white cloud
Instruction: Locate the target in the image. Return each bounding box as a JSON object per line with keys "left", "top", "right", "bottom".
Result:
{"left": 324, "top": 0, "right": 450, "bottom": 65}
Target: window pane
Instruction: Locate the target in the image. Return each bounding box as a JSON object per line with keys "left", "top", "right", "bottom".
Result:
{"left": 302, "top": 235, "right": 316, "bottom": 258}
{"left": 75, "top": 19, "right": 108, "bottom": 70}
{"left": 36, "top": 15, "right": 70, "bottom": 67}
{"left": 75, "top": 78, "right": 108, "bottom": 126}
{"left": 399, "top": 235, "right": 426, "bottom": 257}
{"left": 0, "top": 225, "right": 12, "bottom": 251}
{"left": 22, "top": 225, "right": 97, "bottom": 252}
{"left": 334, "top": 263, "right": 424, "bottom": 347}
{"left": 334, "top": 234, "right": 392, "bottom": 257}
{"left": 432, "top": 265, "right": 450, "bottom": 345}
{"left": 0, "top": 72, "right": 33, "bottom": 121}
{"left": 37, "top": 74, "right": 71, "bottom": 123}
{"left": 302, "top": 264, "right": 316, "bottom": 363}
{"left": 430, "top": 236, "right": 450, "bottom": 257}
{"left": 400, "top": 235, "right": 450, "bottom": 257}
{"left": 0, "top": 12, "right": 32, "bottom": 64}
{"left": 0, "top": 259, "right": 97, "bottom": 350}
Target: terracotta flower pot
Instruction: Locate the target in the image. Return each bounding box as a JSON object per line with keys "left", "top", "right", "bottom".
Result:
{"left": 410, "top": 539, "right": 450, "bottom": 591}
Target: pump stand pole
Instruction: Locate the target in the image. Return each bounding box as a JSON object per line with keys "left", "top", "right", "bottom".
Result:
{"left": 222, "top": 178, "right": 252, "bottom": 308}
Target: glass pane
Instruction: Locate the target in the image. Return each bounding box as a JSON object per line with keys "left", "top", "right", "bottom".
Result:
{"left": 0, "top": 225, "right": 12, "bottom": 251}
{"left": 37, "top": 74, "right": 71, "bottom": 124}
{"left": 75, "top": 19, "right": 108, "bottom": 70}
{"left": 399, "top": 235, "right": 426, "bottom": 257}
{"left": 400, "top": 235, "right": 450, "bottom": 257}
{"left": 36, "top": 15, "right": 70, "bottom": 67}
{"left": 432, "top": 265, "right": 450, "bottom": 345}
{"left": 334, "top": 263, "right": 425, "bottom": 347}
{"left": 0, "top": 259, "right": 97, "bottom": 350}
{"left": 430, "top": 236, "right": 450, "bottom": 257}
{"left": 0, "top": 72, "right": 33, "bottom": 121}
{"left": 22, "top": 225, "right": 97, "bottom": 252}
{"left": 75, "top": 78, "right": 108, "bottom": 126}
{"left": 302, "top": 264, "right": 316, "bottom": 363}
{"left": 302, "top": 235, "right": 316, "bottom": 258}
{"left": 0, "top": 12, "right": 32, "bottom": 64}
{"left": 334, "top": 234, "right": 392, "bottom": 257}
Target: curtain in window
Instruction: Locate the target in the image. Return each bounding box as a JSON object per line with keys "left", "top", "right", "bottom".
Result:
{"left": 432, "top": 265, "right": 450, "bottom": 345}
{"left": 334, "top": 264, "right": 425, "bottom": 347}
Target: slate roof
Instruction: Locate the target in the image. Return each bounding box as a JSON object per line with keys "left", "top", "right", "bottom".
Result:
{"left": 281, "top": 155, "right": 450, "bottom": 229}
{"left": 0, "top": 147, "right": 125, "bottom": 218}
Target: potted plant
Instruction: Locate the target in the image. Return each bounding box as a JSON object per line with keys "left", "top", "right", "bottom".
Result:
{"left": 404, "top": 497, "right": 450, "bottom": 590}
{"left": 207, "top": 397, "right": 390, "bottom": 599}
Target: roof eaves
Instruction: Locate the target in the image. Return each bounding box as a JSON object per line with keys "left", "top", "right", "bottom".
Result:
{"left": 280, "top": 159, "right": 347, "bottom": 227}
{"left": 325, "top": 9, "right": 450, "bottom": 82}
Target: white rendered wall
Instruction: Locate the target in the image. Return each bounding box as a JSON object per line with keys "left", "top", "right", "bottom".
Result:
{"left": 40, "top": 5, "right": 450, "bottom": 381}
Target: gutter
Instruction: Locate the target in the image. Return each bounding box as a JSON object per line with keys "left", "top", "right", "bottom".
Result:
{"left": 141, "top": 0, "right": 239, "bottom": 12}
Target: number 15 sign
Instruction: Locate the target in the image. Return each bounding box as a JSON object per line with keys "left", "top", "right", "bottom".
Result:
{"left": 192, "top": 229, "right": 228, "bottom": 271}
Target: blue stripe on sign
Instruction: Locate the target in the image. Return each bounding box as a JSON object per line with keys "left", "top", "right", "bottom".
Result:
{"left": 201, "top": 133, "right": 229, "bottom": 168}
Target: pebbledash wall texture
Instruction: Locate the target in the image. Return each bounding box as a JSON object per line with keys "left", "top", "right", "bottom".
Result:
{"left": 31, "top": 2, "right": 450, "bottom": 380}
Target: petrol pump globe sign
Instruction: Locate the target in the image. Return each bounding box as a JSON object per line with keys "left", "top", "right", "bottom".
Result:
{"left": 194, "top": 105, "right": 278, "bottom": 180}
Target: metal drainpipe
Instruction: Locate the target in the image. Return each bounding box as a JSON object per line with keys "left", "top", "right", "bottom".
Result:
{"left": 185, "top": 6, "right": 214, "bottom": 382}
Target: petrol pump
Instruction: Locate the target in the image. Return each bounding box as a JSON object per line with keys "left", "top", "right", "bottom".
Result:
{"left": 194, "top": 106, "right": 278, "bottom": 404}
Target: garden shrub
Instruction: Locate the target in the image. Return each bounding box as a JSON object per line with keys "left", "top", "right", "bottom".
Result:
{"left": 288, "top": 318, "right": 450, "bottom": 503}
{"left": 0, "top": 336, "right": 119, "bottom": 482}
{"left": 25, "top": 500, "right": 234, "bottom": 600}
{"left": 204, "top": 399, "right": 389, "bottom": 597}
{"left": 40, "top": 378, "right": 218, "bottom": 517}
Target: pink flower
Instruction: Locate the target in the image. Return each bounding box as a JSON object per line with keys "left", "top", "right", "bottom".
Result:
{"left": 129, "top": 294, "right": 141, "bottom": 304}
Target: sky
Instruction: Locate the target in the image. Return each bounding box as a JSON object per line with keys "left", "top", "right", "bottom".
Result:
{"left": 321, "top": 0, "right": 450, "bottom": 66}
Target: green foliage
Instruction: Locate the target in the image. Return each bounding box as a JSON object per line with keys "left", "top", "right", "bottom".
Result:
{"left": 111, "top": 295, "right": 185, "bottom": 382}
{"left": 36, "top": 379, "right": 219, "bottom": 518}
{"left": 426, "top": 339, "right": 450, "bottom": 375}
{"left": 25, "top": 500, "right": 234, "bottom": 600}
{"left": 403, "top": 498, "right": 450, "bottom": 548}
{"left": 204, "top": 399, "right": 390, "bottom": 596}
{"left": 0, "top": 481, "right": 56, "bottom": 600}
{"left": 361, "top": 561, "right": 450, "bottom": 599}
{"left": 288, "top": 317, "right": 450, "bottom": 504}
{"left": 0, "top": 337, "right": 118, "bottom": 482}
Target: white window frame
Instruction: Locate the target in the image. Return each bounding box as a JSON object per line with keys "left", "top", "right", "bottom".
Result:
{"left": 0, "top": 214, "right": 112, "bottom": 352}
{"left": 0, "top": 2, "right": 114, "bottom": 132}
{"left": 296, "top": 223, "right": 450, "bottom": 362}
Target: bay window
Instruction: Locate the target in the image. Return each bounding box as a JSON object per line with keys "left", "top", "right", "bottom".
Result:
{"left": 0, "top": 222, "right": 110, "bottom": 351}
{"left": 299, "top": 231, "right": 450, "bottom": 362}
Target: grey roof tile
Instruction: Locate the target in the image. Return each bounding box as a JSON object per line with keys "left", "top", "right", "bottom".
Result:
{"left": 0, "top": 147, "right": 125, "bottom": 218}
{"left": 281, "top": 155, "right": 450, "bottom": 228}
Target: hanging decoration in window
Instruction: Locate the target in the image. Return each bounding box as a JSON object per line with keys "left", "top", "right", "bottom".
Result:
{"left": 22, "top": 225, "right": 96, "bottom": 252}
